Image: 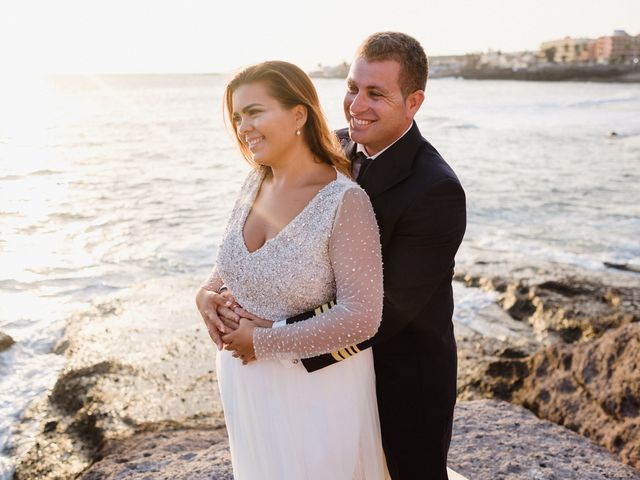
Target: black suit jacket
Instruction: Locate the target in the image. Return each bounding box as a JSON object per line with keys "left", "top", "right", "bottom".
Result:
{"left": 288, "top": 121, "right": 466, "bottom": 478}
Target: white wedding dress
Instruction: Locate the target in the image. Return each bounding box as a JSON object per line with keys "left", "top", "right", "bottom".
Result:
{"left": 203, "top": 167, "right": 388, "bottom": 479}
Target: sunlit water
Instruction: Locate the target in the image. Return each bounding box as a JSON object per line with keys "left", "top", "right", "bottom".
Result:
{"left": 1, "top": 74, "right": 639, "bottom": 477}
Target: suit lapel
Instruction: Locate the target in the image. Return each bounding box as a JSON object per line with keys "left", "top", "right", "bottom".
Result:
{"left": 354, "top": 122, "right": 423, "bottom": 199}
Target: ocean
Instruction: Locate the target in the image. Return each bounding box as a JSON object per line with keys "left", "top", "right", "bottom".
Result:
{"left": 1, "top": 74, "right": 639, "bottom": 477}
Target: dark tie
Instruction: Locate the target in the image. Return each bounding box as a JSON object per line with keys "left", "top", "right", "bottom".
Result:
{"left": 354, "top": 152, "right": 372, "bottom": 182}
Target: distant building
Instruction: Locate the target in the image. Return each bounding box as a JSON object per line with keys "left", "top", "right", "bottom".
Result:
{"left": 583, "top": 41, "right": 598, "bottom": 63}
{"left": 478, "top": 50, "right": 538, "bottom": 70}
{"left": 308, "top": 62, "right": 350, "bottom": 78}
{"left": 593, "top": 30, "right": 640, "bottom": 64}
{"left": 428, "top": 55, "right": 467, "bottom": 77}
{"left": 539, "top": 31, "right": 640, "bottom": 65}
{"left": 539, "top": 37, "right": 592, "bottom": 64}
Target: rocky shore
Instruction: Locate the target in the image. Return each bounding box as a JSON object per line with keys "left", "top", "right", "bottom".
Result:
{"left": 454, "top": 259, "right": 640, "bottom": 470}
{"left": 9, "top": 262, "right": 640, "bottom": 479}
{"left": 68, "top": 400, "right": 640, "bottom": 480}
{"left": 12, "top": 277, "right": 224, "bottom": 480}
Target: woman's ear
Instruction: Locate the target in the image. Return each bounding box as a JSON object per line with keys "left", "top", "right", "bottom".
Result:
{"left": 294, "top": 104, "right": 308, "bottom": 128}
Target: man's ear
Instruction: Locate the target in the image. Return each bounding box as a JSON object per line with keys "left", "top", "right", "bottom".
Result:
{"left": 406, "top": 90, "right": 425, "bottom": 116}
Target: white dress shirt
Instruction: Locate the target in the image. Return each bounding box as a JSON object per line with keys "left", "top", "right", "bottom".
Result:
{"left": 351, "top": 122, "right": 414, "bottom": 178}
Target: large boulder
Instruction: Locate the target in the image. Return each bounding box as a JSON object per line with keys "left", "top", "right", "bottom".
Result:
{"left": 80, "top": 428, "right": 232, "bottom": 480}
{"left": 454, "top": 268, "right": 640, "bottom": 469}
{"left": 450, "top": 400, "right": 640, "bottom": 479}
{"left": 456, "top": 271, "right": 639, "bottom": 344}
{"left": 13, "top": 277, "right": 223, "bottom": 480}
{"left": 81, "top": 401, "right": 640, "bottom": 480}
{"left": 513, "top": 322, "right": 640, "bottom": 469}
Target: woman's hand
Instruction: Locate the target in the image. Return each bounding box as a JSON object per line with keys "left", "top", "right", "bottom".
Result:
{"left": 218, "top": 304, "right": 274, "bottom": 332}
{"left": 195, "top": 287, "right": 235, "bottom": 350}
{"left": 222, "top": 318, "right": 258, "bottom": 364}
{"left": 216, "top": 290, "right": 242, "bottom": 329}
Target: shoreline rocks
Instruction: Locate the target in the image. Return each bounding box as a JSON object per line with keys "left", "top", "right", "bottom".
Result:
{"left": 80, "top": 427, "right": 233, "bottom": 480}
{"left": 455, "top": 263, "right": 640, "bottom": 469}
{"left": 514, "top": 323, "right": 640, "bottom": 469}
{"left": 13, "top": 276, "right": 223, "bottom": 480}
{"left": 11, "top": 265, "right": 640, "bottom": 478}
{"left": 80, "top": 400, "right": 640, "bottom": 480}
{"left": 455, "top": 270, "right": 639, "bottom": 345}
{"left": 450, "top": 400, "right": 640, "bottom": 480}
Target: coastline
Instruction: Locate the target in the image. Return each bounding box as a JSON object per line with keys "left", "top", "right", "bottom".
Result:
{"left": 455, "top": 65, "right": 640, "bottom": 82}
{"left": 311, "top": 65, "right": 640, "bottom": 82}
{"left": 9, "top": 262, "right": 640, "bottom": 479}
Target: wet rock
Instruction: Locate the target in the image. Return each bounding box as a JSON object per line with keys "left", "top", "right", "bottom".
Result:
{"left": 456, "top": 270, "right": 639, "bottom": 344}
{"left": 43, "top": 421, "right": 58, "bottom": 433}
{"left": 0, "top": 331, "right": 15, "bottom": 352}
{"left": 456, "top": 336, "right": 531, "bottom": 402}
{"left": 453, "top": 286, "right": 542, "bottom": 402}
{"left": 512, "top": 323, "right": 640, "bottom": 469}
{"left": 454, "top": 268, "right": 640, "bottom": 470}
{"left": 13, "top": 276, "right": 223, "bottom": 480}
{"left": 605, "top": 262, "right": 640, "bottom": 274}
{"left": 81, "top": 402, "right": 640, "bottom": 480}
{"left": 79, "top": 427, "right": 232, "bottom": 480}
{"left": 50, "top": 361, "right": 131, "bottom": 414}
{"left": 449, "top": 399, "right": 640, "bottom": 480}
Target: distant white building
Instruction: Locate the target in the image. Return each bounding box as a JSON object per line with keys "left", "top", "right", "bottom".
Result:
{"left": 478, "top": 50, "right": 538, "bottom": 70}
{"left": 428, "top": 55, "right": 467, "bottom": 76}
{"left": 309, "top": 62, "right": 350, "bottom": 78}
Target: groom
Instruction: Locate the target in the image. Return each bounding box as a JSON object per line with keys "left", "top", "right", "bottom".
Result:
{"left": 198, "top": 32, "right": 466, "bottom": 479}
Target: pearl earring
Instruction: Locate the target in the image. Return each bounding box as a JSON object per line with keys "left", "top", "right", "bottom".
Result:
{"left": 296, "top": 128, "right": 301, "bottom": 136}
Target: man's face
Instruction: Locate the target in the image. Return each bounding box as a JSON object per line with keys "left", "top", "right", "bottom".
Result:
{"left": 343, "top": 57, "right": 414, "bottom": 156}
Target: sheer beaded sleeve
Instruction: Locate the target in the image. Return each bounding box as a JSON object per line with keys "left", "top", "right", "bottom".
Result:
{"left": 201, "top": 268, "right": 223, "bottom": 293}
{"left": 253, "top": 187, "right": 383, "bottom": 360}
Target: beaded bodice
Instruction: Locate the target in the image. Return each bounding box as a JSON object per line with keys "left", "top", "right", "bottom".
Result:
{"left": 217, "top": 167, "right": 342, "bottom": 320}
{"left": 210, "top": 167, "right": 383, "bottom": 360}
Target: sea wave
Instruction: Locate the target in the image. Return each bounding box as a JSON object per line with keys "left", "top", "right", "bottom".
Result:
{"left": 0, "top": 170, "right": 63, "bottom": 181}
{"left": 568, "top": 94, "right": 640, "bottom": 108}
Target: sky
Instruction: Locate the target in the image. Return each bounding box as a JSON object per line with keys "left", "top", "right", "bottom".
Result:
{"left": 1, "top": 0, "right": 640, "bottom": 74}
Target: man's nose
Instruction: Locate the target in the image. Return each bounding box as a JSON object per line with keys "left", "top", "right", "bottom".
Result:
{"left": 349, "top": 92, "right": 368, "bottom": 115}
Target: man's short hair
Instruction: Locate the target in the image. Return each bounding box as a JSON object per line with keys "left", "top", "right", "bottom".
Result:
{"left": 356, "top": 32, "right": 428, "bottom": 97}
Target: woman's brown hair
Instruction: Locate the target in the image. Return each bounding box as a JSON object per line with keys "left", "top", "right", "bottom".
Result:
{"left": 223, "top": 61, "right": 351, "bottom": 177}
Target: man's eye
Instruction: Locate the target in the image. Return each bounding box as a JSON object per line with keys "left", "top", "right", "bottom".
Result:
{"left": 370, "top": 91, "right": 382, "bottom": 98}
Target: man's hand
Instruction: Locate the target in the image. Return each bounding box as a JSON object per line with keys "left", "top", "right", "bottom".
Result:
{"left": 218, "top": 303, "right": 274, "bottom": 332}
{"left": 232, "top": 307, "right": 274, "bottom": 328}
{"left": 195, "top": 287, "right": 235, "bottom": 350}
{"left": 222, "top": 318, "right": 257, "bottom": 364}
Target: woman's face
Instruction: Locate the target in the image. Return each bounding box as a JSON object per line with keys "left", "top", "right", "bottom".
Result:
{"left": 231, "top": 82, "right": 299, "bottom": 167}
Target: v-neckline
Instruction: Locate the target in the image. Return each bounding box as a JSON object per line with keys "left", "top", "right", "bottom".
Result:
{"left": 240, "top": 167, "right": 340, "bottom": 255}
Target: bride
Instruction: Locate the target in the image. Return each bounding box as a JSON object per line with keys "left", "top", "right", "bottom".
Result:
{"left": 196, "top": 60, "right": 387, "bottom": 479}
